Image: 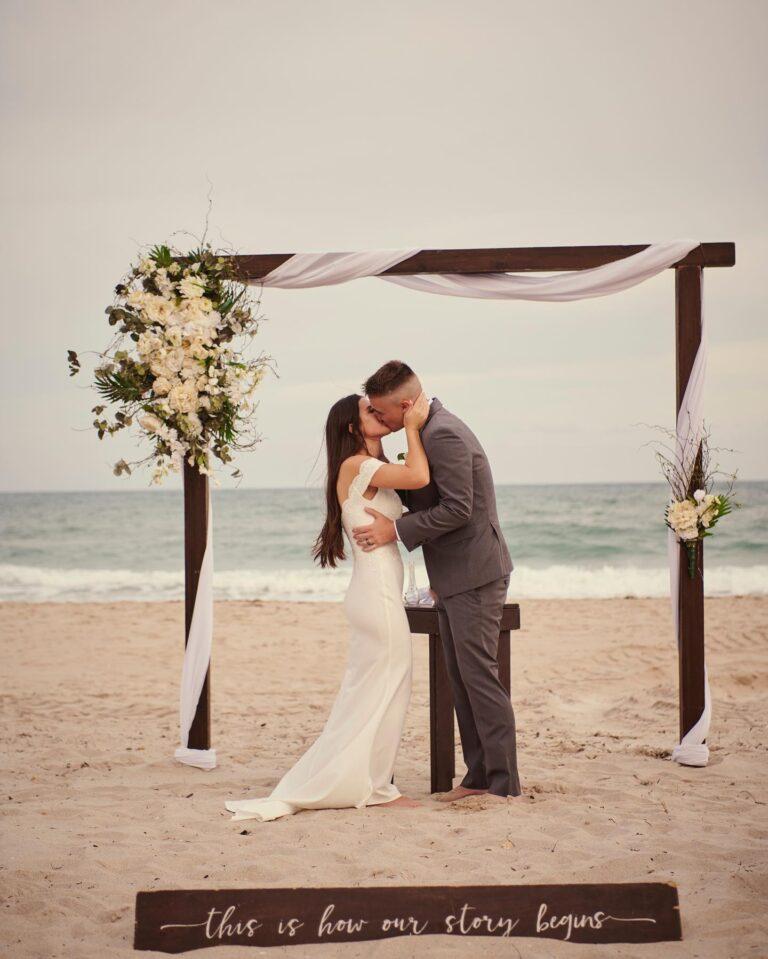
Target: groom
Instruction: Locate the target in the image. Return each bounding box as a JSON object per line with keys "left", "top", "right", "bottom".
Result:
{"left": 352, "top": 360, "right": 522, "bottom": 802}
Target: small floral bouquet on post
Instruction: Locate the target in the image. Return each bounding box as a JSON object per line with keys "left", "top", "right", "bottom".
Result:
{"left": 68, "top": 240, "right": 274, "bottom": 485}
{"left": 648, "top": 421, "right": 740, "bottom": 578}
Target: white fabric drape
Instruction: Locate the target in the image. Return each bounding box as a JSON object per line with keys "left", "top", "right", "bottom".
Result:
{"left": 176, "top": 238, "right": 710, "bottom": 771}
{"left": 259, "top": 248, "right": 423, "bottom": 288}
{"left": 378, "top": 239, "right": 700, "bottom": 301}
{"left": 174, "top": 483, "right": 217, "bottom": 770}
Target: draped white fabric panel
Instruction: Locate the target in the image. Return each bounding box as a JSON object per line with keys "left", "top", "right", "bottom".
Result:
{"left": 176, "top": 239, "right": 710, "bottom": 770}
{"left": 378, "top": 239, "right": 700, "bottom": 301}
{"left": 260, "top": 248, "right": 423, "bottom": 288}
{"left": 174, "top": 484, "right": 217, "bottom": 770}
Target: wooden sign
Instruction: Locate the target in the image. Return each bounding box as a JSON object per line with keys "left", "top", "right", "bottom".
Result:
{"left": 134, "top": 882, "right": 681, "bottom": 951}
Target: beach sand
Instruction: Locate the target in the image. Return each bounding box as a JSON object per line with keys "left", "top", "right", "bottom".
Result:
{"left": 2, "top": 596, "right": 766, "bottom": 957}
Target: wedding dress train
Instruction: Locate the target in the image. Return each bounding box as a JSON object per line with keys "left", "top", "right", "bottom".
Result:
{"left": 224, "top": 456, "right": 413, "bottom": 822}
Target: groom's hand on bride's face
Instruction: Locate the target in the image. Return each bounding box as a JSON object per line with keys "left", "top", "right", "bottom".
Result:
{"left": 352, "top": 508, "right": 397, "bottom": 551}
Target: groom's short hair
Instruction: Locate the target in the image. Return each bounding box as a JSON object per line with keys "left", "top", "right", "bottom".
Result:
{"left": 364, "top": 360, "right": 418, "bottom": 398}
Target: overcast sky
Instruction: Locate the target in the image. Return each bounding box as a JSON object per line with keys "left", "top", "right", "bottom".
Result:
{"left": 1, "top": 0, "right": 765, "bottom": 493}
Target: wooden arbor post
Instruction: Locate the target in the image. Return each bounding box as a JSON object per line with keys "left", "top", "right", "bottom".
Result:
{"left": 674, "top": 265, "right": 706, "bottom": 748}
{"left": 182, "top": 242, "right": 735, "bottom": 758}
{"left": 183, "top": 459, "right": 211, "bottom": 751}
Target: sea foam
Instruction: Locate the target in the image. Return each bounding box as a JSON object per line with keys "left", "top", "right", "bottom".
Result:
{"left": 1, "top": 562, "right": 765, "bottom": 603}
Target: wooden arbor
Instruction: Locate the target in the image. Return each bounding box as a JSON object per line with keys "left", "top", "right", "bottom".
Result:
{"left": 183, "top": 242, "right": 736, "bottom": 763}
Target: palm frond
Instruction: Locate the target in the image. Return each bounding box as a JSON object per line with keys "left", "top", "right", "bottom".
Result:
{"left": 94, "top": 368, "right": 144, "bottom": 404}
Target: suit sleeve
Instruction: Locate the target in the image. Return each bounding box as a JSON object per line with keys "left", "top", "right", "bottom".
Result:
{"left": 393, "top": 489, "right": 409, "bottom": 543}
{"left": 394, "top": 429, "right": 473, "bottom": 551}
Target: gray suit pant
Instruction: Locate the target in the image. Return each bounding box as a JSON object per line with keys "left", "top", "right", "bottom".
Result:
{"left": 436, "top": 573, "right": 521, "bottom": 797}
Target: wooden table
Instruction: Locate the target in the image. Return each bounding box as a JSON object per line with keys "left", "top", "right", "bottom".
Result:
{"left": 404, "top": 602, "right": 521, "bottom": 793}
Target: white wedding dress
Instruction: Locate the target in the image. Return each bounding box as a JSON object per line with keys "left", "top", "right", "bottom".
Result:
{"left": 224, "top": 456, "right": 413, "bottom": 822}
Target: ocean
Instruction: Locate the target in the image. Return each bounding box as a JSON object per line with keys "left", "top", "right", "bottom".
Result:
{"left": 1, "top": 481, "right": 765, "bottom": 603}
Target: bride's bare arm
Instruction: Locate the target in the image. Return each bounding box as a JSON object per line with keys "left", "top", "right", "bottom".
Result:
{"left": 338, "top": 392, "right": 430, "bottom": 498}
{"left": 367, "top": 423, "right": 429, "bottom": 491}
{"left": 367, "top": 392, "right": 430, "bottom": 490}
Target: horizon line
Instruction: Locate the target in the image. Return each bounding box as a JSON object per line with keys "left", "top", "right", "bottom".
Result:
{"left": 0, "top": 477, "right": 761, "bottom": 495}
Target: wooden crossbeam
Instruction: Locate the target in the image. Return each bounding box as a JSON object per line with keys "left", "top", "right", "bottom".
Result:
{"left": 233, "top": 242, "right": 734, "bottom": 280}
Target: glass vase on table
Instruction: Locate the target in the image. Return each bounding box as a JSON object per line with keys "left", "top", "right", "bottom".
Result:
{"left": 403, "top": 555, "right": 435, "bottom": 607}
{"left": 404, "top": 556, "right": 419, "bottom": 605}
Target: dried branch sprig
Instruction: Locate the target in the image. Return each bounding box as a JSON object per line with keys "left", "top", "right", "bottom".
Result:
{"left": 637, "top": 419, "right": 740, "bottom": 502}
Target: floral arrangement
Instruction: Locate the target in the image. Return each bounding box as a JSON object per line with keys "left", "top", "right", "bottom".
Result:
{"left": 68, "top": 242, "right": 273, "bottom": 485}
{"left": 666, "top": 490, "right": 733, "bottom": 577}
{"left": 649, "top": 422, "right": 740, "bottom": 578}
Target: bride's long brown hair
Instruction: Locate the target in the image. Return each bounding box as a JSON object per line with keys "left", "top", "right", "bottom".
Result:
{"left": 312, "top": 393, "right": 369, "bottom": 569}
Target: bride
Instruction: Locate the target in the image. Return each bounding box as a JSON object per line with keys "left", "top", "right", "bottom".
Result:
{"left": 224, "top": 390, "right": 431, "bottom": 822}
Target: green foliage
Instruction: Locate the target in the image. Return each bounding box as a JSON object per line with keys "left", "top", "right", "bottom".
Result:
{"left": 148, "top": 244, "right": 173, "bottom": 269}
{"left": 94, "top": 367, "right": 144, "bottom": 404}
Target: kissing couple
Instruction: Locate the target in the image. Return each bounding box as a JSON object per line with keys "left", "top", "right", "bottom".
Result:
{"left": 225, "top": 360, "right": 523, "bottom": 822}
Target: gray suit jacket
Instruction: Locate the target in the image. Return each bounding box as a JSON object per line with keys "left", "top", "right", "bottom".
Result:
{"left": 394, "top": 397, "right": 513, "bottom": 599}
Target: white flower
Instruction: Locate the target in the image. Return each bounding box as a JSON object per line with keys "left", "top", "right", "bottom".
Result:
{"left": 188, "top": 337, "right": 210, "bottom": 360}
{"left": 667, "top": 499, "right": 699, "bottom": 540}
{"left": 693, "top": 493, "right": 718, "bottom": 528}
{"left": 152, "top": 376, "right": 172, "bottom": 396}
{"left": 138, "top": 257, "right": 155, "bottom": 275}
{"left": 149, "top": 355, "right": 170, "bottom": 378}
{"left": 164, "top": 347, "right": 186, "bottom": 374}
{"left": 144, "top": 296, "right": 175, "bottom": 326}
{"left": 181, "top": 411, "right": 203, "bottom": 436}
{"left": 179, "top": 275, "right": 206, "bottom": 299}
{"left": 181, "top": 354, "right": 201, "bottom": 372}
{"left": 693, "top": 489, "right": 706, "bottom": 503}
{"left": 137, "top": 331, "right": 163, "bottom": 356}
{"left": 168, "top": 262, "right": 181, "bottom": 276}
{"left": 139, "top": 413, "right": 163, "bottom": 433}
{"left": 168, "top": 381, "right": 199, "bottom": 414}
{"left": 128, "top": 290, "right": 175, "bottom": 326}
{"left": 126, "top": 290, "right": 148, "bottom": 310}
{"left": 181, "top": 304, "right": 221, "bottom": 336}
{"left": 155, "top": 268, "right": 175, "bottom": 297}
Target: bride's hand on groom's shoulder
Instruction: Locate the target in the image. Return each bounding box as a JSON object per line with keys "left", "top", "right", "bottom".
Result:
{"left": 403, "top": 391, "right": 429, "bottom": 429}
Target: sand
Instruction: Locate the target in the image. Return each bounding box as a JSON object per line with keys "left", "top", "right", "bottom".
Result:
{"left": 1, "top": 596, "right": 766, "bottom": 958}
